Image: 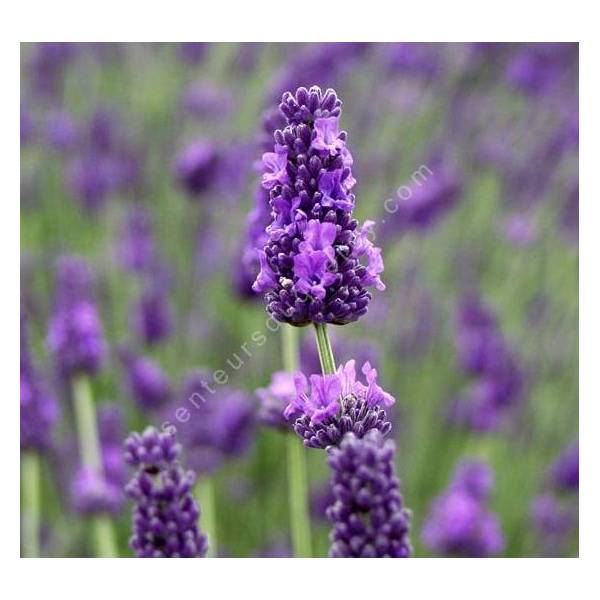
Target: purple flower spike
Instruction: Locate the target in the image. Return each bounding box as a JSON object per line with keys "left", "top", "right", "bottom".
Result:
{"left": 551, "top": 442, "right": 579, "bottom": 493}
{"left": 120, "top": 351, "right": 171, "bottom": 412}
{"left": 422, "top": 458, "right": 504, "bottom": 557}
{"left": 327, "top": 430, "right": 412, "bottom": 557}
{"left": 287, "top": 360, "right": 395, "bottom": 449}
{"left": 47, "top": 256, "right": 106, "bottom": 377}
{"left": 21, "top": 312, "right": 59, "bottom": 452}
{"left": 174, "top": 141, "right": 219, "bottom": 197}
{"left": 124, "top": 427, "right": 208, "bottom": 558}
{"left": 252, "top": 86, "right": 386, "bottom": 326}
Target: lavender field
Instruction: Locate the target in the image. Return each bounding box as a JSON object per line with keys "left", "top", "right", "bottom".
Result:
{"left": 20, "top": 42, "right": 578, "bottom": 558}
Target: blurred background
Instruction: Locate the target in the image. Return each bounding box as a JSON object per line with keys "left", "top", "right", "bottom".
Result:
{"left": 20, "top": 42, "right": 578, "bottom": 557}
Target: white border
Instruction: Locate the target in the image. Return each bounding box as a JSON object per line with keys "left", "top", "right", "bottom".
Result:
{"left": 4, "top": 1, "right": 598, "bottom": 596}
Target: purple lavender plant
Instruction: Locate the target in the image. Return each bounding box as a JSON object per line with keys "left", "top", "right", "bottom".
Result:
{"left": 380, "top": 159, "right": 462, "bottom": 239}
{"left": 422, "top": 459, "right": 504, "bottom": 557}
{"left": 47, "top": 256, "right": 106, "bottom": 377}
{"left": 531, "top": 493, "right": 576, "bottom": 556}
{"left": 117, "top": 206, "right": 157, "bottom": 274}
{"left": 326, "top": 430, "right": 411, "bottom": 557}
{"left": 119, "top": 350, "right": 171, "bottom": 412}
{"left": 285, "top": 359, "right": 394, "bottom": 449}
{"left": 21, "top": 312, "right": 59, "bottom": 452}
{"left": 71, "top": 405, "right": 127, "bottom": 516}
{"left": 124, "top": 427, "right": 207, "bottom": 558}
{"left": 174, "top": 371, "right": 256, "bottom": 474}
{"left": 130, "top": 287, "right": 173, "bottom": 347}
{"left": 551, "top": 441, "right": 579, "bottom": 493}
{"left": 252, "top": 86, "right": 386, "bottom": 326}
{"left": 173, "top": 141, "right": 219, "bottom": 197}
{"left": 448, "top": 296, "right": 524, "bottom": 431}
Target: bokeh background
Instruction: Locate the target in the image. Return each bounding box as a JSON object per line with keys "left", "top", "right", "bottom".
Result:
{"left": 20, "top": 42, "right": 578, "bottom": 557}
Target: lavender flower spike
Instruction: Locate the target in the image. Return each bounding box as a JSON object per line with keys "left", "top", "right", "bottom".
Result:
{"left": 288, "top": 359, "right": 394, "bottom": 449}
{"left": 422, "top": 459, "right": 504, "bottom": 557}
{"left": 327, "top": 430, "right": 412, "bottom": 557}
{"left": 253, "top": 86, "right": 386, "bottom": 326}
{"left": 124, "top": 427, "right": 207, "bottom": 558}
{"left": 47, "top": 256, "right": 106, "bottom": 377}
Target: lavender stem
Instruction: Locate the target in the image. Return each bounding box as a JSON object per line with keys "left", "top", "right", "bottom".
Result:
{"left": 195, "top": 479, "right": 217, "bottom": 557}
{"left": 313, "top": 323, "right": 336, "bottom": 375}
{"left": 21, "top": 451, "right": 41, "bottom": 557}
{"left": 72, "top": 375, "right": 118, "bottom": 557}
{"left": 282, "top": 325, "right": 312, "bottom": 557}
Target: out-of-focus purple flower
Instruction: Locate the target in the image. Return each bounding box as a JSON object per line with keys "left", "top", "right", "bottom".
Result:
{"left": 269, "top": 44, "right": 369, "bottom": 101}
{"left": 179, "top": 42, "right": 208, "bottom": 64}
{"left": 531, "top": 494, "right": 576, "bottom": 556}
{"left": 65, "top": 154, "right": 112, "bottom": 213}
{"left": 212, "top": 390, "right": 256, "bottom": 457}
{"left": 559, "top": 182, "right": 578, "bottom": 244}
{"left": 310, "top": 482, "right": 335, "bottom": 522}
{"left": 551, "top": 442, "right": 579, "bottom": 493}
{"left": 98, "top": 405, "right": 128, "bottom": 488}
{"left": 327, "top": 430, "right": 412, "bottom": 557}
{"left": 173, "top": 141, "right": 219, "bottom": 197}
{"left": 501, "top": 213, "right": 538, "bottom": 247}
{"left": 422, "top": 459, "right": 504, "bottom": 557}
{"left": 234, "top": 108, "right": 286, "bottom": 300}
{"left": 47, "top": 256, "right": 106, "bottom": 377}
{"left": 21, "top": 106, "right": 35, "bottom": 146}
{"left": 449, "top": 295, "right": 524, "bottom": 432}
{"left": 181, "top": 82, "right": 233, "bottom": 120}
{"left": 21, "top": 312, "right": 59, "bottom": 452}
{"left": 70, "top": 403, "right": 127, "bottom": 517}
{"left": 381, "top": 161, "right": 462, "bottom": 239}
{"left": 71, "top": 467, "right": 123, "bottom": 515}
{"left": 124, "top": 427, "right": 208, "bottom": 558}
{"left": 120, "top": 350, "right": 171, "bottom": 412}
{"left": 88, "top": 107, "right": 119, "bottom": 154}
{"left": 253, "top": 86, "right": 386, "bottom": 325}
{"left": 131, "top": 288, "right": 173, "bottom": 347}
{"left": 506, "top": 43, "right": 578, "bottom": 96}
{"left": 451, "top": 460, "right": 494, "bottom": 501}
{"left": 27, "top": 42, "right": 75, "bottom": 98}
{"left": 256, "top": 371, "right": 296, "bottom": 430}
{"left": 384, "top": 43, "right": 442, "bottom": 78}
{"left": 45, "top": 111, "right": 79, "bottom": 153}
{"left": 288, "top": 360, "right": 394, "bottom": 449}
{"left": 174, "top": 371, "right": 256, "bottom": 475}
{"left": 117, "top": 206, "right": 157, "bottom": 274}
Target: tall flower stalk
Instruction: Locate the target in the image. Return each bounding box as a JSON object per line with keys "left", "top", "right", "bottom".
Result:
{"left": 21, "top": 310, "right": 58, "bottom": 557}
{"left": 252, "top": 86, "right": 407, "bottom": 556}
{"left": 47, "top": 257, "right": 118, "bottom": 557}
{"left": 282, "top": 325, "right": 312, "bottom": 557}
{"left": 72, "top": 375, "right": 118, "bottom": 557}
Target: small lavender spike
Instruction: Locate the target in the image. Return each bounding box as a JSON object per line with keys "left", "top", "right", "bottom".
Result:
{"left": 124, "top": 427, "right": 208, "bottom": 558}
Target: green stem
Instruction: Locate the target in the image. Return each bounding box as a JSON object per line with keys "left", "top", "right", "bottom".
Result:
{"left": 313, "top": 323, "right": 337, "bottom": 375}
{"left": 282, "top": 325, "right": 312, "bottom": 557}
{"left": 93, "top": 514, "right": 119, "bottom": 558}
{"left": 195, "top": 479, "right": 218, "bottom": 557}
{"left": 22, "top": 451, "right": 41, "bottom": 558}
{"left": 72, "top": 375, "right": 118, "bottom": 558}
